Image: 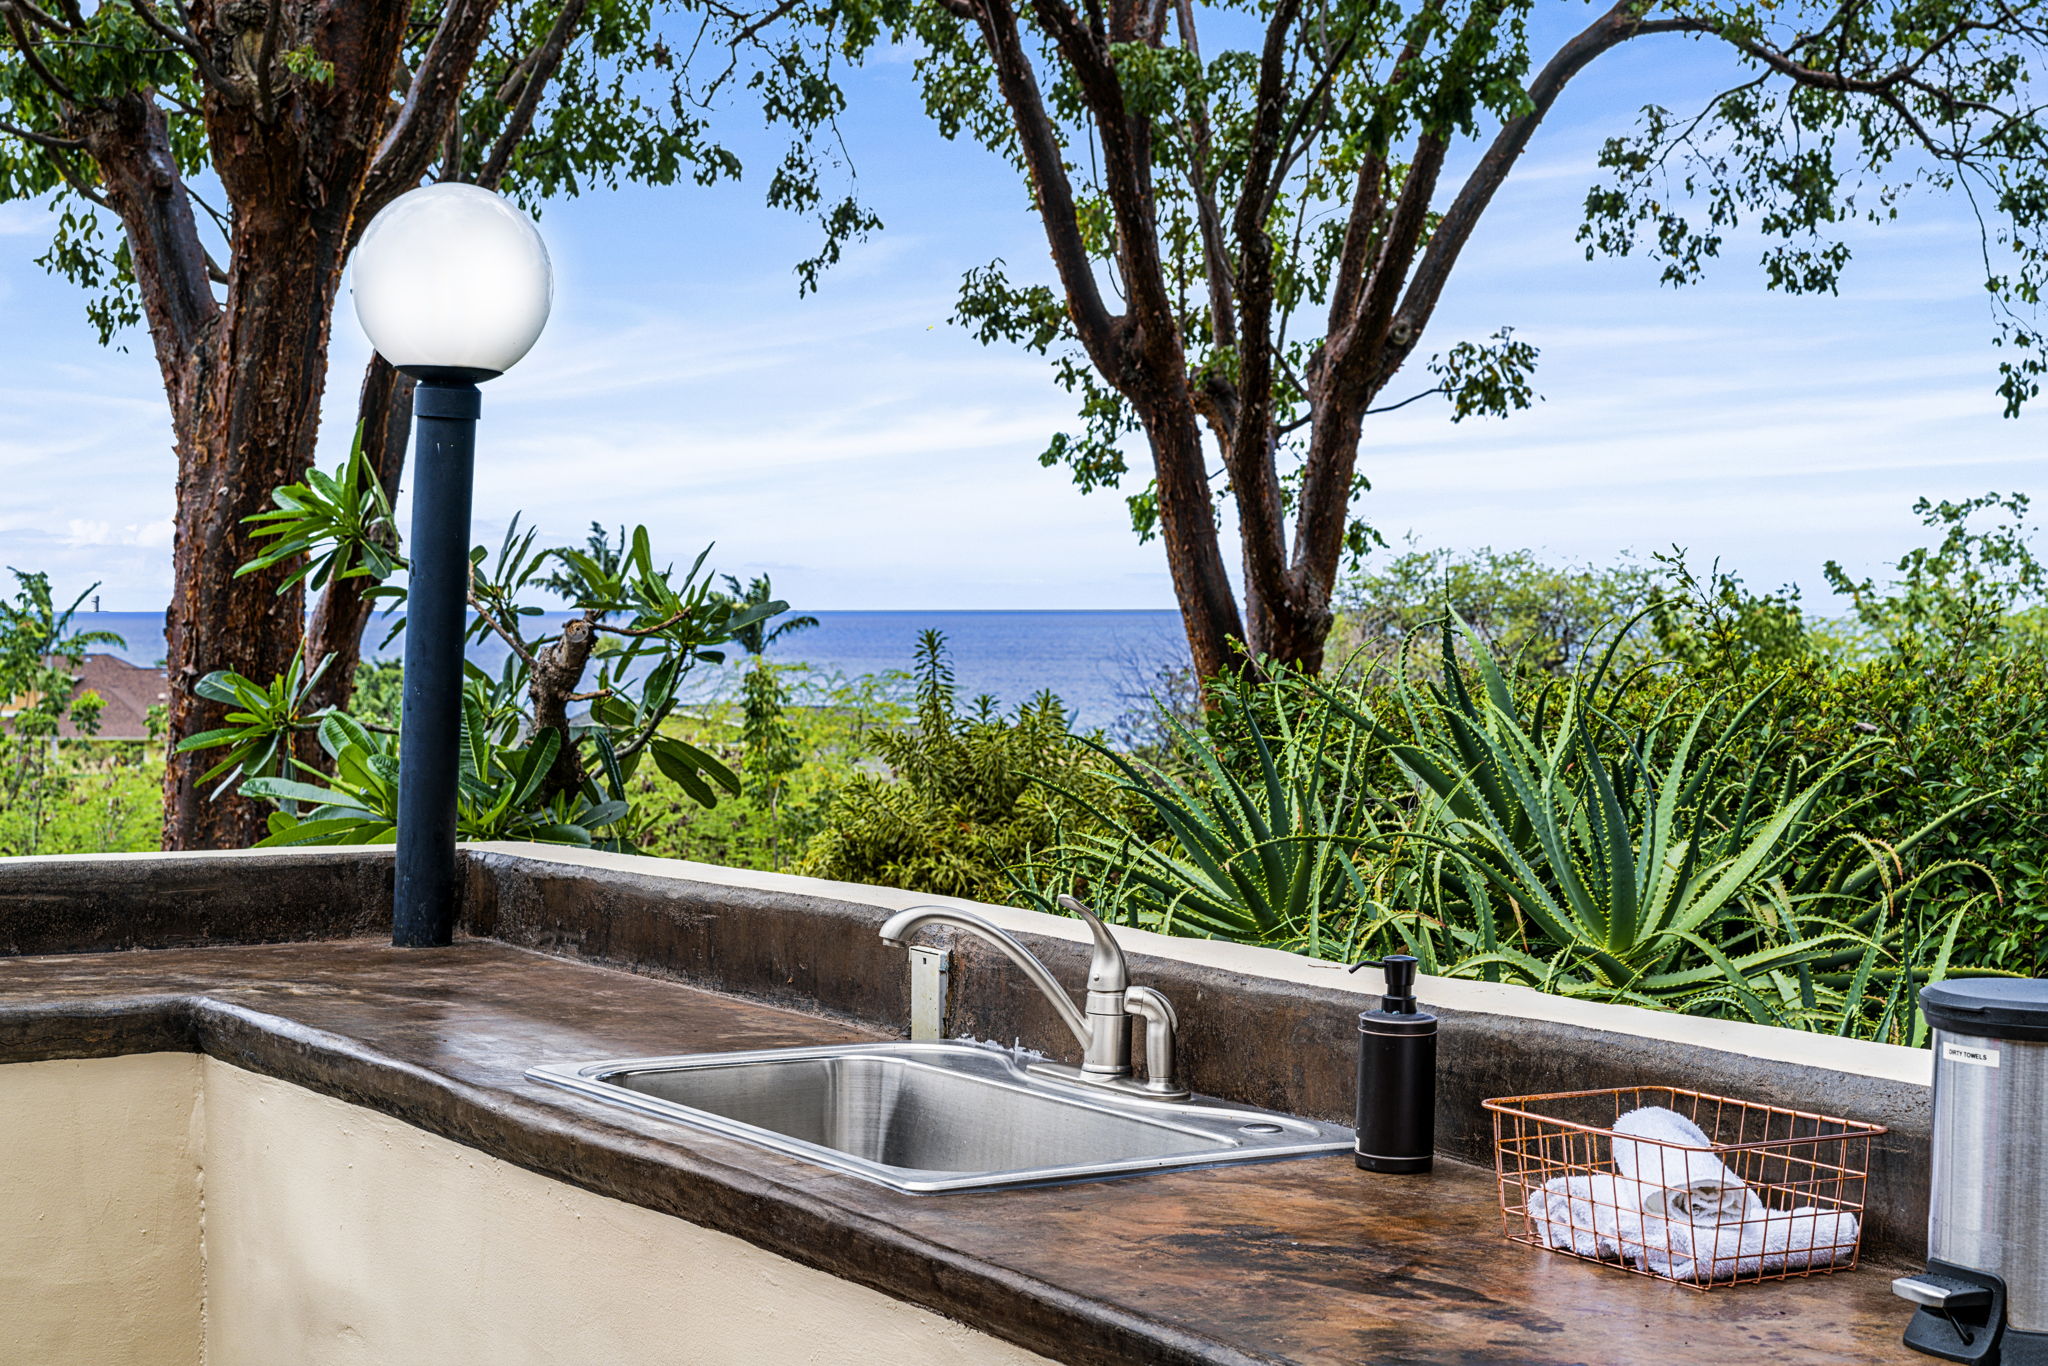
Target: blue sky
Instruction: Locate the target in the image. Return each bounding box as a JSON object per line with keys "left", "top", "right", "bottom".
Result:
{"left": 0, "top": 13, "right": 2039, "bottom": 613}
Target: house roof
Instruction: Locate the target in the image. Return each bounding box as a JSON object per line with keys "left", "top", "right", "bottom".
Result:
{"left": 1, "top": 654, "right": 170, "bottom": 741}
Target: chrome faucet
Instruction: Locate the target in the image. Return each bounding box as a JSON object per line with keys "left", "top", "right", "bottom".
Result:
{"left": 878, "top": 894, "right": 1186, "bottom": 1100}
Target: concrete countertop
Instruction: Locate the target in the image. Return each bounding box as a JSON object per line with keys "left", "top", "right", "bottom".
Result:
{"left": 0, "top": 938, "right": 1925, "bottom": 1366}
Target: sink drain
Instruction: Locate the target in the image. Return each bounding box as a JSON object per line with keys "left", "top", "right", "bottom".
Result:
{"left": 1238, "top": 1122, "right": 1284, "bottom": 1134}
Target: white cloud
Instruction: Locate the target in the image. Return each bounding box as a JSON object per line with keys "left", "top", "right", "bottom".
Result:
{"left": 0, "top": 203, "right": 53, "bottom": 237}
{"left": 63, "top": 518, "right": 174, "bottom": 549}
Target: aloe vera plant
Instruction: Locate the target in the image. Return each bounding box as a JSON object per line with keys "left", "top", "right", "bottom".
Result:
{"left": 1023, "top": 675, "right": 1394, "bottom": 959}
{"left": 1311, "top": 617, "right": 1993, "bottom": 1025}
{"left": 1029, "top": 613, "right": 1996, "bottom": 1039}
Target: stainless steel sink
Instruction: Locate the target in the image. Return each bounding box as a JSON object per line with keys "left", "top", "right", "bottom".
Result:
{"left": 526, "top": 1041, "right": 1352, "bottom": 1192}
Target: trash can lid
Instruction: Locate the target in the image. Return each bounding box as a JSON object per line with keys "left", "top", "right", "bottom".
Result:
{"left": 1921, "top": 978, "right": 2048, "bottom": 1043}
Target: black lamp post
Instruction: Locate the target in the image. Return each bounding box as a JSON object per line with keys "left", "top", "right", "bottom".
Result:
{"left": 348, "top": 183, "right": 554, "bottom": 947}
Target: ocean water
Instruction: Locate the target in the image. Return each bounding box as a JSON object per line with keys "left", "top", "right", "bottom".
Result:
{"left": 74, "top": 609, "right": 1189, "bottom": 730}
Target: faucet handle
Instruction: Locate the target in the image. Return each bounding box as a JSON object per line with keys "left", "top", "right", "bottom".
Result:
{"left": 1056, "top": 895, "right": 1128, "bottom": 994}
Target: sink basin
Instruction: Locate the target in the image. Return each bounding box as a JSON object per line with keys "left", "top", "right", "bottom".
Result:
{"left": 526, "top": 1041, "right": 1353, "bottom": 1192}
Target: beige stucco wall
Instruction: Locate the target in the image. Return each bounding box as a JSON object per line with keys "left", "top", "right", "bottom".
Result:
{"left": 1, "top": 1055, "right": 1049, "bottom": 1366}
{"left": 199, "top": 1058, "right": 1050, "bottom": 1366}
{"left": 0, "top": 1053, "right": 205, "bottom": 1366}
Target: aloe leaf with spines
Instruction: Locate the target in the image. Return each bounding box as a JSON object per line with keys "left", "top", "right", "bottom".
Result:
{"left": 1372, "top": 687, "right": 1874, "bottom": 994}
{"left": 1290, "top": 611, "right": 1991, "bottom": 1023}
{"left": 1034, "top": 673, "right": 1396, "bottom": 950}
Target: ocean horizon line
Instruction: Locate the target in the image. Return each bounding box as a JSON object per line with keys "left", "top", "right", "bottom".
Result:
{"left": 67, "top": 608, "right": 1192, "bottom": 728}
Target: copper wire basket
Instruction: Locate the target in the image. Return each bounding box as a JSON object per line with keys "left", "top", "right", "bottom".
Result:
{"left": 1483, "top": 1085, "right": 1887, "bottom": 1289}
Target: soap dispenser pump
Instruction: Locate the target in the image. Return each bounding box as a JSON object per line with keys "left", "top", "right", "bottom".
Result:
{"left": 1349, "top": 954, "right": 1436, "bottom": 1174}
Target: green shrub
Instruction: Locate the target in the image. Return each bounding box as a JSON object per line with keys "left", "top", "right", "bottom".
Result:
{"left": 0, "top": 570, "right": 137, "bottom": 856}
{"left": 1331, "top": 544, "right": 1655, "bottom": 673}
{"left": 796, "top": 631, "right": 1125, "bottom": 901}
{"left": 0, "top": 742, "right": 160, "bottom": 857}
{"left": 1724, "top": 639, "right": 2048, "bottom": 977}
{"left": 1324, "top": 503, "right": 2048, "bottom": 986}
{"left": 628, "top": 666, "right": 907, "bottom": 870}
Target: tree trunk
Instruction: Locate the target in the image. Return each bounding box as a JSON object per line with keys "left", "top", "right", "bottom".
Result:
{"left": 1141, "top": 397, "right": 1247, "bottom": 683}
{"left": 25, "top": 0, "right": 504, "bottom": 848}
{"left": 146, "top": 3, "right": 419, "bottom": 849}
{"left": 160, "top": 207, "right": 362, "bottom": 848}
{"left": 531, "top": 616, "right": 596, "bottom": 797}
{"left": 1246, "top": 590, "right": 1334, "bottom": 674}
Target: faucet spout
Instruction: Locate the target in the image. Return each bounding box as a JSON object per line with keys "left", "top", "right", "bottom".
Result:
{"left": 879, "top": 904, "right": 1092, "bottom": 1052}
{"left": 878, "top": 897, "right": 1188, "bottom": 1099}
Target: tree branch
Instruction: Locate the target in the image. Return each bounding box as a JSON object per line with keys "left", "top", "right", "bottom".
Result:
{"left": 1285, "top": 124, "right": 1444, "bottom": 600}
{"left": 469, "top": 591, "right": 540, "bottom": 670}
{"left": 591, "top": 608, "right": 694, "bottom": 638}
{"left": 0, "top": 116, "right": 85, "bottom": 151}
{"left": 1322, "top": 147, "right": 1386, "bottom": 344}
{"left": 126, "top": 0, "right": 202, "bottom": 58}
{"left": 6, "top": 0, "right": 74, "bottom": 34}
{"left": 254, "top": 0, "right": 285, "bottom": 121}
{"left": 479, "top": 0, "right": 588, "bottom": 189}
{"left": 1221, "top": 0, "right": 1302, "bottom": 620}
{"left": 1364, "top": 383, "right": 1449, "bottom": 415}
{"left": 1332, "top": 129, "right": 1445, "bottom": 391}
{"left": 1025, "top": 0, "right": 1183, "bottom": 382}
{"left": 3, "top": 5, "right": 83, "bottom": 103}
{"left": 974, "top": 0, "right": 1120, "bottom": 367}
{"left": 1174, "top": 0, "right": 1235, "bottom": 357}
{"left": 1381, "top": 0, "right": 1650, "bottom": 392}
{"left": 82, "top": 93, "right": 219, "bottom": 366}
{"left": 1259, "top": 22, "right": 1361, "bottom": 225}
{"left": 356, "top": 0, "right": 503, "bottom": 238}
{"left": 730, "top": 0, "right": 802, "bottom": 47}
{"left": 1321, "top": 10, "right": 1437, "bottom": 360}
{"left": 43, "top": 146, "right": 111, "bottom": 207}
{"left": 135, "top": 0, "right": 230, "bottom": 88}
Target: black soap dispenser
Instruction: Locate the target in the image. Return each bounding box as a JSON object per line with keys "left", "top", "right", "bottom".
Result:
{"left": 1349, "top": 954, "right": 1436, "bottom": 1173}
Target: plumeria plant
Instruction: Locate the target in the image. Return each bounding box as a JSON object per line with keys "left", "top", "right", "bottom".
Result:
{"left": 181, "top": 449, "right": 784, "bottom": 848}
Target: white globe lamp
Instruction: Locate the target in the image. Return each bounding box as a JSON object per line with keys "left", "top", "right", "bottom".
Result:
{"left": 351, "top": 182, "right": 553, "bottom": 381}
{"left": 344, "top": 182, "right": 555, "bottom": 948}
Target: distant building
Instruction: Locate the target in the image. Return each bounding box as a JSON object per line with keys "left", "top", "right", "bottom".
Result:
{"left": 0, "top": 654, "right": 169, "bottom": 741}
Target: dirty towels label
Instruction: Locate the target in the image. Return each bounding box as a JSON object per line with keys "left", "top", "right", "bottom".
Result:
{"left": 1942, "top": 1042, "right": 2001, "bottom": 1068}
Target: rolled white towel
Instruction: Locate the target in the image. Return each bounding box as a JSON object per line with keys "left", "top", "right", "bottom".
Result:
{"left": 1610, "top": 1106, "right": 1763, "bottom": 1224}
{"left": 1526, "top": 1173, "right": 1648, "bottom": 1259}
{"left": 1527, "top": 1174, "right": 1701, "bottom": 1271}
{"left": 1527, "top": 1172, "right": 1860, "bottom": 1281}
{"left": 1661, "top": 1206, "right": 1862, "bottom": 1282}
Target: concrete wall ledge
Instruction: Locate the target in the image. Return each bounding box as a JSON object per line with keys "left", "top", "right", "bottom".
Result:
{"left": 0, "top": 842, "right": 1936, "bottom": 1260}
{"left": 3, "top": 841, "right": 1931, "bottom": 1086}
{"left": 467, "top": 842, "right": 1933, "bottom": 1089}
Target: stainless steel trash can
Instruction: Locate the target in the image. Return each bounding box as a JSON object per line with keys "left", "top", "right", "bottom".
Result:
{"left": 1895, "top": 978, "right": 2048, "bottom": 1364}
